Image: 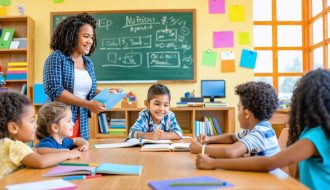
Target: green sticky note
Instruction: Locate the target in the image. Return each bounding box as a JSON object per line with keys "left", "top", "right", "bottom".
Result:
{"left": 229, "top": 5, "right": 245, "bottom": 22}
{"left": 202, "top": 50, "right": 217, "bottom": 66}
{"left": 238, "top": 32, "right": 250, "bottom": 45}
{"left": 0, "top": 0, "right": 11, "bottom": 6}
{"left": 53, "top": 0, "right": 64, "bottom": 3}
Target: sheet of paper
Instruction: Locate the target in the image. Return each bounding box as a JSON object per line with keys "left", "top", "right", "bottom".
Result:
{"left": 201, "top": 50, "right": 217, "bottom": 66}
{"left": 239, "top": 49, "right": 257, "bottom": 69}
{"left": 221, "top": 51, "right": 235, "bottom": 72}
{"left": 213, "top": 31, "right": 234, "bottom": 48}
{"left": 6, "top": 179, "right": 76, "bottom": 190}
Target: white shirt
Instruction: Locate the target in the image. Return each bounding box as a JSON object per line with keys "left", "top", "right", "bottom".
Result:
{"left": 73, "top": 68, "right": 92, "bottom": 100}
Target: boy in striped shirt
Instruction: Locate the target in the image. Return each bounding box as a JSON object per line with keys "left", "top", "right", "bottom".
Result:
{"left": 190, "top": 81, "right": 280, "bottom": 158}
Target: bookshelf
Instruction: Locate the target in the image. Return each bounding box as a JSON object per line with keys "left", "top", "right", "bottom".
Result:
{"left": 90, "top": 107, "right": 235, "bottom": 139}
{"left": 0, "top": 16, "right": 34, "bottom": 100}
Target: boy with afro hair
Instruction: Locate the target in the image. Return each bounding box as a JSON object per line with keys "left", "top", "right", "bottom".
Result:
{"left": 190, "top": 81, "right": 280, "bottom": 158}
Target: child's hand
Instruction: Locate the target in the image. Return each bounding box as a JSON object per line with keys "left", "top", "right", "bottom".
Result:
{"left": 68, "top": 150, "right": 81, "bottom": 160}
{"left": 196, "top": 154, "right": 214, "bottom": 170}
{"left": 197, "top": 134, "right": 210, "bottom": 144}
{"left": 77, "top": 144, "right": 89, "bottom": 152}
{"left": 153, "top": 129, "right": 165, "bottom": 139}
{"left": 189, "top": 141, "right": 202, "bottom": 154}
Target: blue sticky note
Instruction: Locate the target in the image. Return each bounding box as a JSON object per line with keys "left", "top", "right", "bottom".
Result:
{"left": 239, "top": 49, "right": 257, "bottom": 69}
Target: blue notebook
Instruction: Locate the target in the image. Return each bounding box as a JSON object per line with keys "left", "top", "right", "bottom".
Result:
{"left": 148, "top": 176, "right": 233, "bottom": 190}
{"left": 33, "top": 83, "right": 48, "bottom": 104}
{"left": 93, "top": 88, "right": 127, "bottom": 110}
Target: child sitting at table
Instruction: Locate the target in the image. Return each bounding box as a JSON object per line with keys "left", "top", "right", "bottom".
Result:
{"left": 35, "top": 102, "right": 89, "bottom": 153}
{"left": 129, "top": 84, "right": 183, "bottom": 140}
{"left": 190, "top": 81, "right": 280, "bottom": 158}
{"left": 0, "top": 92, "right": 81, "bottom": 178}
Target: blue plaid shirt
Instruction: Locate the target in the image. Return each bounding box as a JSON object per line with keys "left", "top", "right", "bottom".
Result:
{"left": 129, "top": 109, "right": 183, "bottom": 139}
{"left": 43, "top": 50, "right": 97, "bottom": 140}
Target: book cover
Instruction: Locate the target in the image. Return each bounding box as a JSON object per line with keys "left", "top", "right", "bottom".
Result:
{"left": 140, "top": 143, "right": 190, "bottom": 152}
{"left": 93, "top": 88, "right": 127, "bottom": 110}
{"left": 148, "top": 176, "right": 233, "bottom": 190}
{"left": 33, "top": 83, "right": 48, "bottom": 105}
{"left": 0, "top": 28, "right": 14, "bottom": 49}
{"left": 44, "top": 163, "right": 143, "bottom": 177}
{"left": 94, "top": 138, "right": 172, "bottom": 149}
{"left": 6, "top": 179, "right": 77, "bottom": 190}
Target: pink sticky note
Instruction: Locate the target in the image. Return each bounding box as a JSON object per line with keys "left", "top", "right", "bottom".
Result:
{"left": 209, "top": 0, "right": 225, "bottom": 14}
{"left": 213, "top": 31, "right": 234, "bottom": 48}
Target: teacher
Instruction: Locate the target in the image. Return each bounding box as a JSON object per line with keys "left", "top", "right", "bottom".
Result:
{"left": 43, "top": 13, "right": 105, "bottom": 140}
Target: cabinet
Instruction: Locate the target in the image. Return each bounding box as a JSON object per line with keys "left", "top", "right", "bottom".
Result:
{"left": 90, "top": 107, "right": 235, "bottom": 139}
{"left": 0, "top": 16, "right": 34, "bottom": 100}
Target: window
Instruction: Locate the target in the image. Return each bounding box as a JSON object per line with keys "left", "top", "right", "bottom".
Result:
{"left": 253, "top": 0, "right": 305, "bottom": 100}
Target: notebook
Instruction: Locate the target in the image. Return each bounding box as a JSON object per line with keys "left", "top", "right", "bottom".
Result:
{"left": 44, "top": 163, "right": 143, "bottom": 177}
{"left": 93, "top": 88, "right": 127, "bottom": 110}
{"left": 94, "top": 138, "right": 172, "bottom": 149}
{"left": 148, "top": 176, "right": 233, "bottom": 190}
{"left": 6, "top": 179, "right": 77, "bottom": 190}
{"left": 140, "top": 143, "right": 190, "bottom": 152}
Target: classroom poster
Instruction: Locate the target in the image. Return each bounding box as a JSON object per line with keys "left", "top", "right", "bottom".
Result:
{"left": 221, "top": 51, "right": 235, "bottom": 72}
{"left": 239, "top": 49, "right": 257, "bottom": 69}
{"left": 213, "top": 31, "right": 234, "bottom": 48}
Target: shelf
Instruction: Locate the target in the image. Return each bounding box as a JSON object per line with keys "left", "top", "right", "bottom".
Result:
{"left": 0, "top": 49, "right": 27, "bottom": 53}
{"left": 5, "top": 80, "right": 27, "bottom": 83}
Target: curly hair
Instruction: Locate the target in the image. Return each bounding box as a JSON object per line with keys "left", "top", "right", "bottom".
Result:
{"left": 147, "top": 84, "right": 171, "bottom": 102}
{"left": 288, "top": 69, "right": 330, "bottom": 145}
{"left": 0, "top": 92, "right": 31, "bottom": 139}
{"left": 36, "top": 102, "right": 70, "bottom": 140}
{"left": 50, "top": 12, "right": 97, "bottom": 56}
{"left": 235, "top": 81, "right": 278, "bottom": 121}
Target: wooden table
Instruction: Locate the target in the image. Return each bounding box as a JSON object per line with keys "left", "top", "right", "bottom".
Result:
{"left": 0, "top": 138, "right": 306, "bottom": 189}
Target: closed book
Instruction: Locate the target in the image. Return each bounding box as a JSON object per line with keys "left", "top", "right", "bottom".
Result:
{"left": 5, "top": 73, "right": 27, "bottom": 80}
{"left": 44, "top": 163, "right": 143, "bottom": 176}
{"left": 7, "top": 67, "right": 27, "bottom": 71}
{"left": 7, "top": 62, "right": 28, "bottom": 67}
{"left": 93, "top": 88, "right": 127, "bottom": 110}
{"left": 33, "top": 83, "right": 48, "bottom": 104}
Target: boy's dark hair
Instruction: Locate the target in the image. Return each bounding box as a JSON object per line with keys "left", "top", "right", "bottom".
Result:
{"left": 147, "top": 84, "right": 171, "bottom": 102}
{"left": 36, "top": 102, "right": 70, "bottom": 140}
{"left": 0, "top": 92, "right": 31, "bottom": 139}
{"left": 288, "top": 69, "right": 330, "bottom": 145}
{"left": 50, "top": 12, "right": 97, "bottom": 56}
{"left": 235, "top": 81, "right": 278, "bottom": 121}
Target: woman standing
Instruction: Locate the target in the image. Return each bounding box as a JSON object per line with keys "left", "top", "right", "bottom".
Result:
{"left": 43, "top": 13, "right": 105, "bottom": 140}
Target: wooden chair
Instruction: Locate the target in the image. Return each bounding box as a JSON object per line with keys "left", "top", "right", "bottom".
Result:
{"left": 278, "top": 128, "right": 298, "bottom": 179}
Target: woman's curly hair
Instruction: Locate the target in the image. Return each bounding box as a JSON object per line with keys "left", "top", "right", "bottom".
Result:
{"left": 288, "top": 69, "right": 330, "bottom": 145}
{"left": 0, "top": 92, "right": 31, "bottom": 139}
{"left": 50, "top": 12, "right": 97, "bottom": 56}
{"left": 36, "top": 102, "right": 69, "bottom": 140}
{"left": 235, "top": 81, "right": 278, "bottom": 121}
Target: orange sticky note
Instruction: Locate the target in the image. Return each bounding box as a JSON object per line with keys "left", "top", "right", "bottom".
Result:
{"left": 221, "top": 51, "right": 235, "bottom": 72}
{"left": 229, "top": 5, "right": 245, "bottom": 22}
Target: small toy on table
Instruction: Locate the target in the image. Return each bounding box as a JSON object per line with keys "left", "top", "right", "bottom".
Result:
{"left": 121, "top": 91, "right": 137, "bottom": 108}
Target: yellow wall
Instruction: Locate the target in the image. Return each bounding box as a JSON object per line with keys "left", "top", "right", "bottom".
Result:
{"left": 7, "top": 0, "right": 253, "bottom": 130}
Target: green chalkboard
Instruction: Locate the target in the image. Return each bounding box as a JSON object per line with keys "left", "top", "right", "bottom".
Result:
{"left": 51, "top": 10, "right": 196, "bottom": 83}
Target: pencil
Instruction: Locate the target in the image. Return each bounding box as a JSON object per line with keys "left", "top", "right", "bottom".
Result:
{"left": 58, "top": 162, "right": 99, "bottom": 167}
{"left": 202, "top": 143, "right": 205, "bottom": 155}
{"left": 169, "top": 182, "right": 226, "bottom": 186}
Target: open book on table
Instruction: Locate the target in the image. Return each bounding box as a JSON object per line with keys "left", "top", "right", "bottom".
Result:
{"left": 43, "top": 163, "right": 142, "bottom": 176}
{"left": 140, "top": 143, "right": 190, "bottom": 152}
{"left": 94, "top": 138, "right": 172, "bottom": 149}
{"left": 93, "top": 88, "right": 127, "bottom": 110}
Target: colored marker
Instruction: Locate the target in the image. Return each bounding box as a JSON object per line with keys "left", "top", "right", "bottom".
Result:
{"left": 63, "top": 174, "right": 102, "bottom": 181}
{"left": 169, "top": 182, "right": 226, "bottom": 186}
{"left": 58, "top": 162, "right": 99, "bottom": 167}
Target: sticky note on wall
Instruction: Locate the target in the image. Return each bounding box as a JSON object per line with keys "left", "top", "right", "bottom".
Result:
{"left": 202, "top": 50, "right": 217, "bottom": 66}
{"left": 213, "top": 31, "right": 234, "bottom": 48}
{"left": 238, "top": 32, "right": 250, "bottom": 45}
{"left": 229, "top": 5, "right": 245, "bottom": 22}
{"left": 209, "top": 0, "right": 225, "bottom": 14}
{"left": 221, "top": 51, "right": 235, "bottom": 72}
{"left": 239, "top": 49, "right": 257, "bottom": 69}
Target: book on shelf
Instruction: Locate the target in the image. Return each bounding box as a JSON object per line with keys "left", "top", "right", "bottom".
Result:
{"left": 204, "top": 102, "right": 227, "bottom": 107}
{"left": 194, "top": 117, "right": 222, "bottom": 137}
{"left": 93, "top": 88, "right": 127, "bottom": 110}
{"left": 44, "top": 163, "right": 143, "bottom": 177}
{"left": 94, "top": 138, "right": 172, "bottom": 149}
{"left": 140, "top": 143, "right": 190, "bottom": 152}
{"left": 176, "top": 102, "right": 204, "bottom": 107}
{"left": 0, "top": 28, "right": 14, "bottom": 49}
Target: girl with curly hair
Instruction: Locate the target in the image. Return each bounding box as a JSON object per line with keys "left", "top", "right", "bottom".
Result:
{"left": 196, "top": 69, "right": 330, "bottom": 189}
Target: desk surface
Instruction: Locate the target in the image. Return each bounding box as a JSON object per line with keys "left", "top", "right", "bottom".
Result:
{"left": 0, "top": 138, "right": 306, "bottom": 189}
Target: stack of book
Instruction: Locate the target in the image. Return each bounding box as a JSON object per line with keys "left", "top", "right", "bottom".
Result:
{"left": 204, "top": 102, "right": 227, "bottom": 108}
{"left": 5, "top": 62, "right": 27, "bottom": 80}
{"left": 194, "top": 117, "right": 222, "bottom": 137}
{"left": 109, "top": 118, "right": 126, "bottom": 135}
{"left": 176, "top": 102, "right": 204, "bottom": 107}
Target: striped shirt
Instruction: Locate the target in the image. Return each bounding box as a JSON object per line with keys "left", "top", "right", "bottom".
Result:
{"left": 43, "top": 50, "right": 97, "bottom": 140}
{"left": 236, "top": 121, "right": 280, "bottom": 156}
{"left": 129, "top": 109, "right": 183, "bottom": 139}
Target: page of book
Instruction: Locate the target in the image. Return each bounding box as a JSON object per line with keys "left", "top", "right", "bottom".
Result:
{"left": 43, "top": 166, "right": 95, "bottom": 177}
{"left": 6, "top": 179, "right": 77, "bottom": 190}
{"left": 140, "top": 143, "right": 190, "bottom": 152}
{"left": 94, "top": 138, "right": 172, "bottom": 149}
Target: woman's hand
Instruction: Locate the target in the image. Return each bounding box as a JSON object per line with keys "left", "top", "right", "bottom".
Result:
{"left": 87, "top": 100, "right": 106, "bottom": 114}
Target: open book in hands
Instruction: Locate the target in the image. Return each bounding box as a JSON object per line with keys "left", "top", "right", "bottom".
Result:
{"left": 93, "top": 88, "right": 127, "bottom": 110}
{"left": 43, "top": 163, "right": 142, "bottom": 176}
{"left": 94, "top": 138, "right": 172, "bottom": 149}
{"left": 140, "top": 143, "right": 190, "bottom": 152}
